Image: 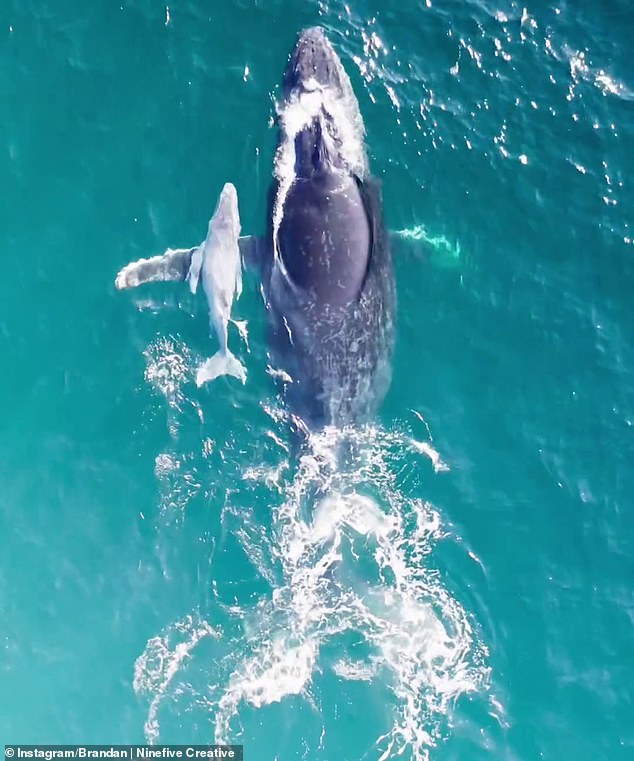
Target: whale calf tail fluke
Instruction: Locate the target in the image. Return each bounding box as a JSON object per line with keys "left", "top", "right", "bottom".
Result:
{"left": 196, "top": 349, "right": 246, "bottom": 386}
{"left": 114, "top": 247, "right": 197, "bottom": 289}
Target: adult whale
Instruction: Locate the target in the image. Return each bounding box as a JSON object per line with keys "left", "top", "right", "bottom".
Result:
{"left": 115, "top": 27, "right": 395, "bottom": 429}
{"left": 261, "top": 26, "right": 395, "bottom": 428}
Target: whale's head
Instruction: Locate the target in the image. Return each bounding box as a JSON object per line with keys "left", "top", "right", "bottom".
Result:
{"left": 283, "top": 27, "right": 344, "bottom": 97}
{"left": 278, "top": 27, "right": 367, "bottom": 179}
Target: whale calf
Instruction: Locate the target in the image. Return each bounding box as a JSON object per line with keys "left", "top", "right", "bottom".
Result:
{"left": 190, "top": 182, "right": 246, "bottom": 386}
{"left": 115, "top": 28, "right": 395, "bottom": 428}
{"left": 115, "top": 183, "right": 246, "bottom": 385}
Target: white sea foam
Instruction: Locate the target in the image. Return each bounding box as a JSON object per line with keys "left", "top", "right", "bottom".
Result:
{"left": 144, "top": 336, "right": 191, "bottom": 404}
{"left": 225, "top": 425, "right": 487, "bottom": 759}
{"left": 154, "top": 450, "right": 201, "bottom": 520}
{"left": 135, "top": 423, "right": 490, "bottom": 758}
{"left": 142, "top": 337, "right": 207, "bottom": 519}
{"left": 133, "top": 614, "right": 217, "bottom": 744}
{"left": 332, "top": 657, "right": 378, "bottom": 681}
{"left": 143, "top": 336, "right": 205, "bottom": 438}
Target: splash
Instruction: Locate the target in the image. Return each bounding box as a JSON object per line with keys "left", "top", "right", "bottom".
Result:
{"left": 143, "top": 335, "right": 204, "bottom": 440}
{"left": 136, "top": 423, "right": 490, "bottom": 759}
{"left": 154, "top": 451, "right": 201, "bottom": 521}
{"left": 144, "top": 336, "right": 191, "bottom": 404}
{"left": 133, "top": 614, "right": 218, "bottom": 744}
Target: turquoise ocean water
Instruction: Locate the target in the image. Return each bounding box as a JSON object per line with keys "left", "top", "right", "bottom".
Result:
{"left": 1, "top": 1, "right": 633, "bottom": 759}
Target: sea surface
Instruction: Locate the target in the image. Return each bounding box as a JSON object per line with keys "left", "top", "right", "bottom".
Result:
{"left": 1, "top": 1, "right": 633, "bottom": 759}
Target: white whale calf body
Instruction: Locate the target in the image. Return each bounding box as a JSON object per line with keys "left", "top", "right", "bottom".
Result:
{"left": 190, "top": 183, "right": 246, "bottom": 386}
{"left": 114, "top": 182, "right": 246, "bottom": 386}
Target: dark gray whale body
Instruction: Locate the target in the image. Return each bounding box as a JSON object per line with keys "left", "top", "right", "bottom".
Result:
{"left": 114, "top": 27, "right": 395, "bottom": 430}
{"left": 263, "top": 28, "right": 395, "bottom": 428}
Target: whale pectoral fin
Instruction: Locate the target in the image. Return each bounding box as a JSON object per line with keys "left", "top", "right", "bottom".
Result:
{"left": 389, "top": 228, "right": 461, "bottom": 269}
{"left": 114, "top": 247, "right": 198, "bottom": 290}
{"left": 238, "top": 236, "right": 266, "bottom": 271}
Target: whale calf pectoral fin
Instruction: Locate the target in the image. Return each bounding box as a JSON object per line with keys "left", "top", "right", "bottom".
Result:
{"left": 196, "top": 350, "right": 247, "bottom": 386}
{"left": 115, "top": 247, "right": 198, "bottom": 290}
{"left": 238, "top": 236, "right": 266, "bottom": 271}
{"left": 187, "top": 244, "right": 204, "bottom": 294}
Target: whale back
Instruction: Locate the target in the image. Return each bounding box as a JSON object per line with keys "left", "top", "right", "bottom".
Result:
{"left": 265, "top": 174, "right": 395, "bottom": 428}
